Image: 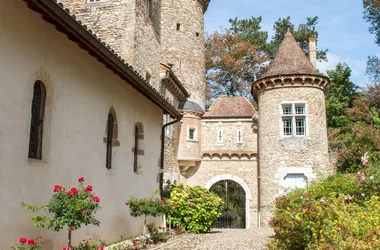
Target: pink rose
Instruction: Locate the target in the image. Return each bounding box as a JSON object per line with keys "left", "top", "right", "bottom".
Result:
{"left": 78, "top": 177, "right": 85, "bottom": 182}
{"left": 54, "top": 185, "right": 62, "bottom": 192}
{"left": 92, "top": 196, "right": 100, "bottom": 203}
{"left": 67, "top": 191, "right": 73, "bottom": 197}
{"left": 27, "top": 239, "right": 35, "bottom": 246}
{"left": 71, "top": 187, "right": 79, "bottom": 195}
{"left": 85, "top": 185, "right": 93, "bottom": 192}
{"left": 19, "top": 238, "right": 27, "bottom": 244}
{"left": 100, "top": 246, "right": 104, "bottom": 250}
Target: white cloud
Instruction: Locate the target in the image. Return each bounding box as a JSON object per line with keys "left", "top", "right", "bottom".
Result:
{"left": 317, "top": 53, "right": 368, "bottom": 86}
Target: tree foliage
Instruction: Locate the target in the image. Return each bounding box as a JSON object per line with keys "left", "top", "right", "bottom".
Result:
{"left": 205, "top": 16, "right": 327, "bottom": 101}
{"left": 363, "top": 0, "right": 380, "bottom": 83}
{"left": 325, "top": 63, "right": 358, "bottom": 128}
{"left": 205, "top": 29, "right": 268, "bottom": 102}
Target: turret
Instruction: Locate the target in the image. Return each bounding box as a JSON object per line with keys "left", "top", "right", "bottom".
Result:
{"left": 252, "top": 31, "right": 330, "bottom": 226}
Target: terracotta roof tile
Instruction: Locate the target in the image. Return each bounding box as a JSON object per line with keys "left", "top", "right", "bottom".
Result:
{"left": 260, "top": 31, "right": 326, "bottom": 79}
{"left": 203, "top": 96, "right": 257, "bottom": 118}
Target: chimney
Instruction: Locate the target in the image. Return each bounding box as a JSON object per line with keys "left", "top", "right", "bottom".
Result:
{"left": 308, "top": 37, "right": 317, "bottom": 68}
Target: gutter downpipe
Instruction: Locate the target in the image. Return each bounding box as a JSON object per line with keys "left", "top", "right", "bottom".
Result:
{"left": 160, "top": 115, "right": 182, "bottom": 198}
{"left": 257, "top": 122, "right": 261, "bottom": 228}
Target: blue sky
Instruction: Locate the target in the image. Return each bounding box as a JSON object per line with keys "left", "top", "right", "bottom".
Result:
{"left": 204, "top": 0, "right": 379, "bottom": 87}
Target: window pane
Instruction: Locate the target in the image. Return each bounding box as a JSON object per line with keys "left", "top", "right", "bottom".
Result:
{"left": 189, "top": 129, "right": 195, "bottom": 140}
{"left": 283, "top": 118, "right": 292, "bottom": 136}
{"left": 282, "top": 105, "right": 292, "bottom": 115}
{"left": 296, "top": 118, "right": 305, "bottom": 135}
{"left": 283, "top": 174, "right": 308, "bottom": 193}
{"left": 295, "top": 105, "right": 305, "bottom": 114}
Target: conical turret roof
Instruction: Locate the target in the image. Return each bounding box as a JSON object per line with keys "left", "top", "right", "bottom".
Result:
{"left": 260, "top": 31, "right": 326, "bottom": 79}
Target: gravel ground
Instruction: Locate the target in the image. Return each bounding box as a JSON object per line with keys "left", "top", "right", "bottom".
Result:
{"left": 150, "top": 228, "right": 274, "bottom": 250}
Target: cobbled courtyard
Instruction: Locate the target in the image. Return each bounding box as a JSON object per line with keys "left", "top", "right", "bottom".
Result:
{"left": 151, "top": 228, "right": 274, "bottom": 250}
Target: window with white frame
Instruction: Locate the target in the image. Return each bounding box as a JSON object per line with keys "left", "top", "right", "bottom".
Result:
{"left": 282, "top": 174, "right": 308, "bottom": 193}
{"left": 237, "top": 129, "right": 243, "bottom": 143}
{"left": 217, "top": 129, "right": 223, "bottom": 144}
{"left": 281, "top": 103, "right": 307, "bottom": 136}
{"left": 165, "top": 91, "right": 174, "bottom": 137}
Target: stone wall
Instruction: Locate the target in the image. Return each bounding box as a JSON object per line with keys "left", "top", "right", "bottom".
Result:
{"left": 161, "top": 0, "right": 206, "bottom": 108}
{"left": 59, "top": 0, "right": 162, "bottom": 90}
{"left": 201, "top": 119, "right": 258, "bottom": 155}
{"left": 257, "top": 86, "right": 330, "bottom": 226}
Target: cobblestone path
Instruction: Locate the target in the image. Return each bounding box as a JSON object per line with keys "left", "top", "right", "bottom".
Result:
{"left": 152, "top": 228, "right": 273, "bottom": 250}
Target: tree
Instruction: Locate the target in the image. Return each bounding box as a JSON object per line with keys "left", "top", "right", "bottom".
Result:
{"left": 363, "top": 83, "right": 380, "bottom": 111}
{"left": 325, "top": 63, "right": 359, "bottom": 128}
{"left": 229, "top": 16, "right": 328, "bottom": 61}
{"left": 363, "top": 0, "right": 380, "bottom": 83}
{"left": 205, "top": 29, "right": 268, "bottom": 101}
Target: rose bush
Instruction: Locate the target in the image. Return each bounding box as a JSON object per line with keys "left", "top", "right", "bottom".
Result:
{"left": 12, "top": 236, "right": 42, "bottom": 250}
{"left": 337, "top": 123, "right": 380, "bottom": 172}
{"left": 22, "top": 177, "right": 101, "bottom": 248}
{"left": 166, "top": 183, "right": 224, "bottom": 233}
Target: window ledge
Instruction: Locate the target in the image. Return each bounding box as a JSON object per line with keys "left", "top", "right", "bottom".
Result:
{"left": 186, "top": 139, "right": 198, "bottom": 142}
{"left": 105, "top": 168, "right": 117, "bottom": 175}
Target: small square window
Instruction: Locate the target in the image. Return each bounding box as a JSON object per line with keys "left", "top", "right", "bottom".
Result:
{"left": 282, "top": 105, "right": 292, "bottom": 115}
{"left": 189, "top": 129, "right": 195, "bottom": 140}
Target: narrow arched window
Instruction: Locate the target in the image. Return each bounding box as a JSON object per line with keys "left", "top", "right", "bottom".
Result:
{"left": 28, "top": 81, "right": 46, "bottom": 159}
{"left": 133, "top": 125, "right": 139, "bottom": 172}
{"left": 106, "top": 112, "right": 114, "bottom": 169}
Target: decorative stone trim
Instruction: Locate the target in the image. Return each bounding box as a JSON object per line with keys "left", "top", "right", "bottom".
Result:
{"left": 202, "top": 152, "right": 257, "bottom": 160}
{"left": 252, "top": 75, "right": 329, "bottom": 99}
{"left": 205, "top": 174, "right": 252, "bottom": 229}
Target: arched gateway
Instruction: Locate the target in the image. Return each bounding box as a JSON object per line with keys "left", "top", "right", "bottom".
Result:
{"left": 205, "top": 175, "right": 251, "bottom": 229}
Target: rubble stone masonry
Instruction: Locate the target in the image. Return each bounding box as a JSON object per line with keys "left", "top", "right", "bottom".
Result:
{"left": 161, "top": 0, "right": 207, "bottom": 108}
{"left": 258, "top": 86, "right": 330, "bottom": 225}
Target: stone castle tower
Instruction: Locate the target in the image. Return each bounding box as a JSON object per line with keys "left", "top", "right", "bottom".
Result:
{"left": 252, "top": 31, "right": 330, "bottom": 225}
{"left": 161, "top": 0, "right": 210, "bottom": 109}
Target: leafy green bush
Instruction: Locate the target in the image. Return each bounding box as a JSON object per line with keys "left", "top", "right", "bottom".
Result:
{"left": 167, "top": 183, "right": 223, "bottom": 233}
{"left": 337, "top": 123, "right": 380, "bottom": 172}
{"left": 12, "top": 236, "right": 42, "bottom": 250}
{"left": 268, "top": 162, "right": 380, "bottom": 249}
{"left": 22, "top": 177, "right": 101, "bottom": 248}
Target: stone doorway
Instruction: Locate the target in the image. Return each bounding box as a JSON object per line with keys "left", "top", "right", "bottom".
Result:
{"left": 210, "top": 180, "right": 246, "bottom": 228}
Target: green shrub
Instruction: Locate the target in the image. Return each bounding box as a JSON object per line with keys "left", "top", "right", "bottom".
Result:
{"left": 268, "top": 163, "right": 380, "bottom": 249}
{"left": 337, "top": 123, "right": 380, "bottom": 172}
{"left": 167, "top": 183, "right": 223, "bottom": 233}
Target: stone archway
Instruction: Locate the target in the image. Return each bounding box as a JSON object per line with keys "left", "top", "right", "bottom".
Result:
{"left": 205, "top": 175, "right": 252, "bottom": 229}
